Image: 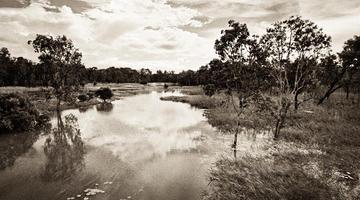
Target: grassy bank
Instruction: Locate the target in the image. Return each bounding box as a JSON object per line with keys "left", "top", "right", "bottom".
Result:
{"left": 0, "top": 83, "right": 165, "bottom": 114}
{"left": 162, "top": 87, "right": 360, "bottom": 199}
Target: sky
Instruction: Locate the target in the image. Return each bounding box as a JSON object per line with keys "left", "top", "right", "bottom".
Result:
{"left": 0, "top": 0, "right": 359, "bottom": 71}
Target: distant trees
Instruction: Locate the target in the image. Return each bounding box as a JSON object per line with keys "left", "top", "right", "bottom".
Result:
{"left": 203, "top": 84, "right": 216, "bottom": 97}
{"left": 0, "top": 48, "right": 37, "bottom": 86}
{"left": 317, "top": 35, "right": 360, "bottom": 104}
{"left": 338, "top": 35, "right": 360, "bottom": 99}
{"left": 139, "top": 68, "right": 152, "bottom": 84}
{"left": 0, "top": 48, "right": 11, "bottom": 86}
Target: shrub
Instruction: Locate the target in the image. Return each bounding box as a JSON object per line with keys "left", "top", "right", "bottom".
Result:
{"left": 203, "top": 84, "right": 216, "bottom": 97}
{"left": 77, "top": 94, "right": 88, "bottom": 102}
{"left": 0, "top": 93, "right": 48, "bottom": 133}
{"left": 95, "top": 87, "right": 113, "bottom": 102}
{"left": 140, "top": 81, "right": 148, "bottom": 85}
{"left": 87, "top": 92, "right": 94, "bottom": 99}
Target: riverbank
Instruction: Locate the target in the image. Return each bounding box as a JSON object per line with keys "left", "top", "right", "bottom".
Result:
{"left": 163, "top": 87, "right": 360, "bottom": 199}
{"left": 0, "top": 83, "right": 166, "bottom": 114}
{"left": 0, "top": 87, "right": 220, "bottom": 200}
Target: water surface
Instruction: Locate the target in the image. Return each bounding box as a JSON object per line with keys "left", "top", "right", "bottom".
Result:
{"left": 0, "top": 91, "right": 228, "bottom": 200}
{"left": 0, "top": 90, "right": 270, "bottom": 200}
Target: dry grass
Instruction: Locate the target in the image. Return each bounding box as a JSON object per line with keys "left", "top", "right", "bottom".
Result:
{"left": 163, "top": 87, "right": 360, "bottom": 199}
{"left": 0, "top": 83, "right": 165, "bottom": 113}
{"left": 160, "top": 95, "right": 218, "bottom": 109}
{"left": 203, "top": 154, "right": 344, "bottom": 200}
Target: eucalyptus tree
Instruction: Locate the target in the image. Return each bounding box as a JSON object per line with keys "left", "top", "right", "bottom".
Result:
{"left": 211, "top": 20, "right": 270, "bottom": 148}
{"left": 317, "top": 54, "right": 344, "bottom": 104}
{"left": 338, "top": 35, "right": 360, "bottom": 100}
{"left": 261, "top": 16, "right": 331, "bottom": 139}
{"left": 28, "top": 35, "right": 84, "bottom": 113}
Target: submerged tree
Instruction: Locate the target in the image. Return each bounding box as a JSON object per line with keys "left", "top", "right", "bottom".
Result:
{"left": 261, "top": 16, "right": 331, "bottom": 139}
{"left": 28, "top": 35, "right": 84, "bottom": 112}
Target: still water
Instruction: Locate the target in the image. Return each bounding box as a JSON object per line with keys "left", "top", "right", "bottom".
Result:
{"left": 0, "top": 91, "right": 233, "bottom": 200}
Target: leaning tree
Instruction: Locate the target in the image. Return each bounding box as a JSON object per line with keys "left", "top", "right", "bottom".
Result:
{"left": 260, "top": 16, "right": 331, "bottom": 139}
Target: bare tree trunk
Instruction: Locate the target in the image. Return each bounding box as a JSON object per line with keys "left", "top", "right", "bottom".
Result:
{"left": 274, "top": 100, "right": 290, "bottom": 140}
{"left": 318, "top": 84, "right": 343, "bottom": 105}
{"left": 294, "top": 91, "right": 300, "bottom": 111}
{"left": 274, "top": 119, "right": 281, "bottom": 140}
{"left": 345, "top": 86, "right": 350, "bottom": 100}
{"left": 358, "top": 88, "right": 360, "bottom": 107}
{"left": 56, "top": 98, "right": 61, "bottom": 113}
{"left": 232, "top": 131, "right": 238, "bottom": 149}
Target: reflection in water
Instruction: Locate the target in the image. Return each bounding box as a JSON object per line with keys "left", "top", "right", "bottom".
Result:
{"left": 42, "top": 113, "right": 85, "bottom": 181}
{"left": 79, "top": 106, "right": 91, "bottom": 113}
{"left": 0, "top": 91, "right": 256, "bottom": 200}
{"left": 96, "top": 102, "right": 113, "bottom": 112}
{"left": 0, "top": 132, "right": 40, "bottom": 170}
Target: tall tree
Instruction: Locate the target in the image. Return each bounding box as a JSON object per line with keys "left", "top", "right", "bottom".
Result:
{"left": 212, "top": 20, "right": 270, "bottom": 148}
{"left": 261, "top": 16, "right": 331, "bottom": 138}
{"left": 28, "top": 35, "right": 83, "bottom": 112}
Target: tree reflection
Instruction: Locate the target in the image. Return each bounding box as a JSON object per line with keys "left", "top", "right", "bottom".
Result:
{"left": 96, "top": 103, "right": 113, "bottom": 112}
{"left": 78, "top": 106, "right": 91, "bottom": 113}
{"left": 0, "top": 132, "right": 40, "bottom": 170}
{"left": 42, "top": 113, "right": 85, "bottom": 181}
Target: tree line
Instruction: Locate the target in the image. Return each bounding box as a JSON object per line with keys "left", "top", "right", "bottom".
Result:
{"left": 0, "top": 45, "right": 200, "bottom": 87}
{"left": 0, "top": 16, "right": 359, "bottom": 108}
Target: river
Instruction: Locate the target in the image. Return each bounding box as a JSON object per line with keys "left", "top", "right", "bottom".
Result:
{"left": 0, "top": 90, "right": 235, "bottom": 200}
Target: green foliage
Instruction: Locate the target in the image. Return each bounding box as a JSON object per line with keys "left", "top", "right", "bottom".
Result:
{"left": 95, "top": 87, "right": 113, "bottom": 102}
{"left": 0, "top": 94, "right": 48, "bottom": 133}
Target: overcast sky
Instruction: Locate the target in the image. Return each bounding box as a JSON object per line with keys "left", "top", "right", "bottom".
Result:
{"left": 0, "top": 0, "right": 359, "bottom": 71}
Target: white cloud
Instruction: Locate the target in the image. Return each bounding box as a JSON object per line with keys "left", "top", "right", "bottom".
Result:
{"left": 0, "top": 0, "right": 359, "bottom": 71}
{"left": 0, "top": 0, "right": 213, "bottom": 71}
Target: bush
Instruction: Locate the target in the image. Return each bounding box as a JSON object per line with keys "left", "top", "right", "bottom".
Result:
{"left": 95, "top": 87, "right": 113, "bottom": 102}
{"left": 87, "top": 92, "right": 94, "bottom": 99}
{"left": 140, "top": 81, "right": 148, "bottom": 85}
{"left": 77, "top": 94, "right": 88, "bottom": 102}
{"left": 0, "top": 93, "right": 48, "bottom": 133}
{"left": 203, "top": 84, "right": 216, "bottom": 97}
